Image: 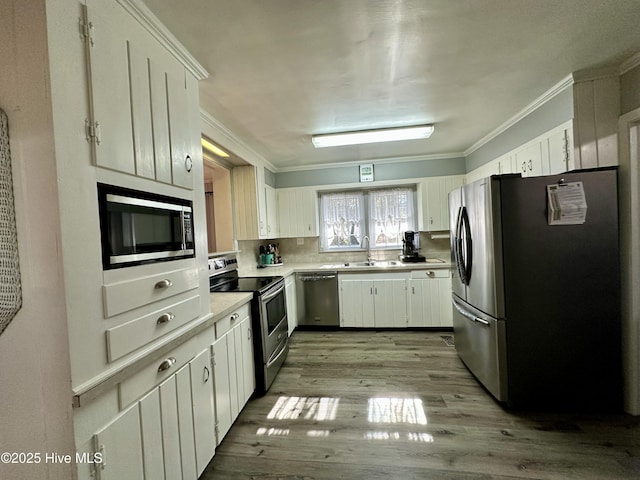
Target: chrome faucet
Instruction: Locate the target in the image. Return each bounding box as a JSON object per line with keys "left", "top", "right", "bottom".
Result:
{"left": 361, "top": 235, "right": 372, "bottom": 264}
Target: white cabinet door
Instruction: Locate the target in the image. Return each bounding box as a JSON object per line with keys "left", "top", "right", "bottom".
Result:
{"left": 167, "top": 70, "right": 194, "bottom": 189}
{"left": 257, "top": 167, "right": 268, "bottom": 238}
{"left": 84, "top": 0, "right": 136, "bottom": 175}
{"left": 265, "top": 185, "right": 279, "bottom": 238}
{"left": 339, "top": 274, "right": 408, "bottom": 328}
{"left": 176, "top": 365, "right": 197, "bottom": 480}
{"left": 409, "top": 270, "right": 453, "bottom": 327}
{"left": 515, "top": 141, "right": 544, "bottom": 177}
{"left": 149, "top": 59, "right": 172, "bottom": 184}
{"left": 238, "top": 315, "right": 256, "bottom": 406}
{"left": 544, "top": 127, "right": 573, "bottom": 175}
{"left": 190, "top": 348, "right": 216, "bottom": 476}
{"left": 285, "top": 274, "right": 297, "bottom": 335}
{"left": 212, "top": 314, "right": 254, "bottom": 445}
{"left": 84, "top": 1, "right": 198, "bottom": 189}
{"left": 212, "top": 334, "right": 232, "bottom": 443}
{"left": 159, "top": 376, "right": 182, "bottom": 480}
{"left": 339, "top": 278, "right": 374, "bottom": 328}
{"left": 128, "top": 41, "right": 155, "bottom": 180}
{"left": 139, "top": 389, "right": 165, "bottom": 480}
{"left": 373, "top": 279, "right": 408, "bottom": 328}
{"left": 92, "top": 404, "right": 144, "bottom": 480}
{"left": 233, "top": 165, "right": 267, "bottom": 240}
{"left": 419, "top": 176, "right": 464, "bottom": 231}
{"left": 277, "top": 188, "right": 318, "bottom": 237}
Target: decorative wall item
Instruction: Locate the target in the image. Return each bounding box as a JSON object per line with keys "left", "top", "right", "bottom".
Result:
{"left": 0, "top": 108, "right": 22, "bottom": 335}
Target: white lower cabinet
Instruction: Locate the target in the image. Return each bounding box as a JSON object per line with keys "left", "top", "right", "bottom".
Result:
{"left": 409, "top": 270, "right": 453, "bottom": 327}
{"left": 190, "top": 349, "right": 217, "bottom": 476}
{"left": 80, "top": 340, "right": 216, "bottom": 480}
{"left": 91, "top": 405, "right": 144, "bottom": 480}
{"left": 338, "top": 273, "right": 408, "bottom": 328}
{"left": 212, "top": 306, "right": 255, "bottom": 444}
{"left": 285, "top": 274, "right": 297, "bottom": 334}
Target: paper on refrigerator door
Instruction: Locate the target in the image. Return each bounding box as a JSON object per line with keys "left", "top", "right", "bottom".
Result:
{"left": 547, "top": 181, "right": 588, "bottom": 225}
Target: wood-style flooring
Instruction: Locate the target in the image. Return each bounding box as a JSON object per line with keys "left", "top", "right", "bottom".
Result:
{"left": 203, "top": 330, "right": 640, "bottom": 479}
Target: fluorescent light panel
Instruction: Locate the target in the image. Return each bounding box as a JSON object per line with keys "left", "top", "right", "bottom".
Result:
{"left": 201, "top": 137, "right": 230, "bottom": 158}
{"left": 312, "top": 124, "right": 434, "bottom": 148}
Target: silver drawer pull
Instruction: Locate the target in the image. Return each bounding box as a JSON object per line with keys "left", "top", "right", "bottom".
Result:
{"left": 157, "top": 357, "right": 176, "bottom": 372}
{"left": 154, "top": 279, "right": 173, "bottom": 289}
{"left": 426, "top": 271, "right": 435, "bottom": 277}
{"left": 156, "top": 312, "right": 175, "bottom": 325}
{"left": 230, "top": 313, "right": 240, "bottom": 321}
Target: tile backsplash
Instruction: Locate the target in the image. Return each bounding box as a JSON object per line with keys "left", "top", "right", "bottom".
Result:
{"left": 237, "top": 233, "right": 450, "bottom": 269}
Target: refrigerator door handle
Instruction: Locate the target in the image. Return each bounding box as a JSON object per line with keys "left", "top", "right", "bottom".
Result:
{"left": 461, "top": 206, "right": 473, "bottom": 285}
{"left": 452, "top": 298, "right": 488, "bottom": 325}
{"left": 454, "top": 207, "right": 466, "bottom": 282}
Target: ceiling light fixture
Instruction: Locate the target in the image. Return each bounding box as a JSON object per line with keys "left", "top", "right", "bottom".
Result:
{"left": 311, "top": 124, "right": 434, "bottom": 148}
{"left": 201, "top": 137, "right": 230, "bottom": 158}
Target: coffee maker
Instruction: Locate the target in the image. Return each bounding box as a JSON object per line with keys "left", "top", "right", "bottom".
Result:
{"left": 400, "top": 231, "right": 425, "bottom": 263}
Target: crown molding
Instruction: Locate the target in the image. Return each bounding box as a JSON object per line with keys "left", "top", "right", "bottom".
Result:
{"left": 276, "top": 152, "right": 465, "bottom": 173}
{"left": 117, "top": 0, "right": 208, "bottom": 80}
{"left": 200, "top": 109, "right": 278, "bottom": 171}
{"left": 620, "top": 51, "right": 640, "bottom": 75}
{"left": 464, "top": 74, "right": 574, "bottom": 157}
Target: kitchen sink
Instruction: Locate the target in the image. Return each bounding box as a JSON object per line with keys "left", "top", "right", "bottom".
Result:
{"left": 342, "top": 260, "right": 400, "bottom": 268}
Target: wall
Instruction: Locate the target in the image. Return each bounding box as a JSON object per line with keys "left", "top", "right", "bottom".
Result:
{"left": 465, "top": 87, "right": 574, "bottom": 172}
{"left": 238, "top": 234, "right": 450, "bottom": 271}
{"left": 0, "top": 1, "right": 75, "bottom": 479}
{"left": 621, "top": 63, "right": 640, "bottom": 114}
{"left": 275, "top": 156, "right": 466, "bottom": 188}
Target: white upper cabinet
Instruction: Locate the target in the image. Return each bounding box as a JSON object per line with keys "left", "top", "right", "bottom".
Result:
{"left": 232, "top": 165, "right": 268, "bottom": 240}
{"left": 467, "top": 121, "right": 574, "bottom": 182}
{"left": 83, "top": 0, "right": 203, "bottom": 189}
{"left": 418, "top": 176, "right": 464, "bottom": 231}
{"left": 572, "top": 76, "right": 619, "bottom": 169}
{"left": 265, "top": 185, "right": 279, "bottom": 238}
{"left": 277, "top": 188, "right": 318, "bottom": 238}
{"left": 515, "top": 141, "right": 544, "bottom": 177}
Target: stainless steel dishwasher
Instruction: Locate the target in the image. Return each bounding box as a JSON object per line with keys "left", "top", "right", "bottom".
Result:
{"left": 296, "top": 272, "right": 340, "bottom": 327}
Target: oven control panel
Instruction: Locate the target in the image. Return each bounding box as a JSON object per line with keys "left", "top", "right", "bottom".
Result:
{"left": 208, "top": 255, "right": 238, "bottom": 276}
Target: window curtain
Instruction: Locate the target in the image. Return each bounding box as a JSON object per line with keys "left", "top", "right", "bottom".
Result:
{"left": 320, "top": 192, "right": 364, "bottom": 250}
{"left": 369, "top": 188, "right": 414, "bottom": 248}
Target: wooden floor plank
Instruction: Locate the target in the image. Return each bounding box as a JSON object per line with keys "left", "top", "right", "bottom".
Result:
{"left": 202, "top": 330, "right": 640, "bottom": 479}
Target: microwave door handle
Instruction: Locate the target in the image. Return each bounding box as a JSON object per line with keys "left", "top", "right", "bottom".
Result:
{"left": 180, "top": 210, "right": 186, "bottom": 251}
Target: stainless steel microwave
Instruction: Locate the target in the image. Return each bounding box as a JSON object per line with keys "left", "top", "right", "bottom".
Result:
{"left": 98, "top": 184, "right": 195, "bottom": 269}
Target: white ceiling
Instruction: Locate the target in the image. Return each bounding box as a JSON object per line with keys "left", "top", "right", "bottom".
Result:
{"left": 143, "top": 0, "right": 640, "bottom": 171}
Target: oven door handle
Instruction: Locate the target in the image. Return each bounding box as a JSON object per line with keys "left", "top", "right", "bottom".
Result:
{"left": 261, "top": 282, "right": 284, "bottom": 302}
{"left": 266, "top": 337, "right": 289, "bottom": 367}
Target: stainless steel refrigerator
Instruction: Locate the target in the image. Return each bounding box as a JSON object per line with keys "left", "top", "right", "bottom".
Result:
{"left": 449, "top": 167, "right": 622, "bottom": 410}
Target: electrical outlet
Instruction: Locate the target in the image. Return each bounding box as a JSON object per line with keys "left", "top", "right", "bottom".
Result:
{"left": 297, "top": 237, "right": 304, "bottom": 246}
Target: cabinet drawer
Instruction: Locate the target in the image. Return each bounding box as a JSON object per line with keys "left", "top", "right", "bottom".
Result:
{"left": 215, "top": 303, "right": 250, "bottom": 339}
{"left": 118, "top": 335, "right": 198, "bottom": 409}
{"left": 410, "top": 269, "right": 451, "bottom": 279}
{"left": 103, "top": 267, "right": 198, "bottom": 318}
{"left": 106, "top": 294, "right": 200, "bottom": 362}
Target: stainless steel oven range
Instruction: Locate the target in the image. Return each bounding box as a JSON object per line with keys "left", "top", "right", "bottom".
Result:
{"left": 208, "top": 254, "right": 288, "bottom": 395}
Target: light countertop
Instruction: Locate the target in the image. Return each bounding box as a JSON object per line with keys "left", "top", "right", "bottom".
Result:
{"left": 209, "top": 291, "right": 253, "bottom": 318}
{"left": 238, "top": 259, "right": 453, "bottom": 277}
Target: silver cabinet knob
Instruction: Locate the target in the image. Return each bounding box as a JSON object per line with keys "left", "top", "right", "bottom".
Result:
{"left": 157, "top": 357, "right": 176, "bottom": 372}
{"left": 156, "top": 313, "right": 175, "bottom": 325}
{"left": 154, "top": 279, "right": 173, "bottom": 289}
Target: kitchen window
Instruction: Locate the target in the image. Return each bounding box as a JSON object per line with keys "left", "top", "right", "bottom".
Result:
{"left": 319, "top": 187, "right": 415, "bottom": 252}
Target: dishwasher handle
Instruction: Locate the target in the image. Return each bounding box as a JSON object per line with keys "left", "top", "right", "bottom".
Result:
{"left": 299, "top": 274, "right": 337, "bottom": 281}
